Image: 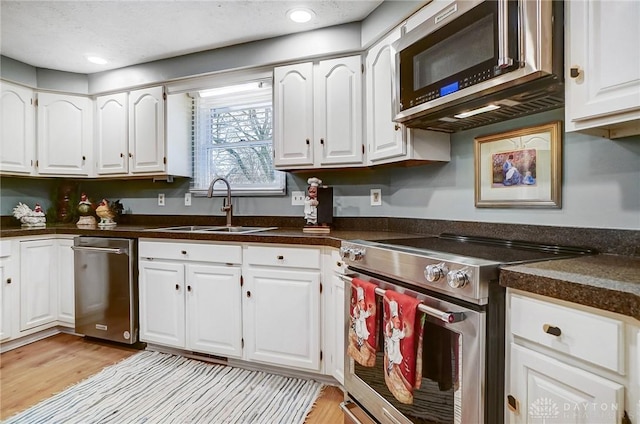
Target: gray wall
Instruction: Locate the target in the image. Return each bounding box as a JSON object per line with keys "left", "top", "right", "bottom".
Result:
{"left": 3, "top": 108, "right": 639, "bottom": 230}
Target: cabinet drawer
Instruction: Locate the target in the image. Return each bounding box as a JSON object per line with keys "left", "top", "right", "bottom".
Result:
{"left": 510, "top": 294, "right": 624, "bottom": 373}
{"left": 245, "top": 245, "right": 320, "bottom": 269}
{"left": 139, "top": 241, "right": 241, "bottom": 264}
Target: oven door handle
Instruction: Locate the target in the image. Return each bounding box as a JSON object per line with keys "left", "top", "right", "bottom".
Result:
{"left": 374, "top": 287, "right": 465, "bottom": 324}
{"left": 339, "top": 275, "right": 465, "bottom": 324}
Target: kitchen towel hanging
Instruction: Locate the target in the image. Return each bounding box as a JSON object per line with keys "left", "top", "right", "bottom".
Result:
{"left": 347, "top": 278, "right": 379, "bottom": 367}
{"left": 382, "top": 290, "right": 425, "bottom": 405}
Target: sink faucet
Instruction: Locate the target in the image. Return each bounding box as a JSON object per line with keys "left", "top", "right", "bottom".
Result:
{"left": 207, "top": 177, "right": 233, "bottom": 227}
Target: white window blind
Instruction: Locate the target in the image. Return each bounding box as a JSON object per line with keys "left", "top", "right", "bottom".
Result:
{"left": 191, "top": 79, "right": 285, "bottom": 195}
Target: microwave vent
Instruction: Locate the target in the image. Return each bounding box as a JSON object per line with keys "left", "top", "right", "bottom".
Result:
{"left": 409, "top": 81, "right": 564, "bottom": 133}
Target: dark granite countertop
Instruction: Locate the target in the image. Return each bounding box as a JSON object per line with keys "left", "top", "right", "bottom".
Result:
{"left": 0, "top": 223, "right": 419, "bottom": 249}
{"left": 500, "top": 255, "right": 640, "bottom": 320}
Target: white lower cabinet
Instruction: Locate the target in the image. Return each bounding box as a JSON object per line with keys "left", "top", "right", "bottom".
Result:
{"left": 20, "top": 239, "right": 58, "bottom": 331}
{"left": 323, "top": 248, "right": 346, "bottom": 384}
{"left": 508, "top": 343, "right": 624, "bottom": 423}
{"left": 242, "top": 244, "right": 322, "bottom": 372}
{"left": 0, "top": 240, "right": 18, "bottom": 341}
{"left": 57, "top": 238, "right": 75, "bottom": 326}
{"left": 506, "top": 289, "right": 637, "bottom": 424}
{"left": 139, "top": 240, "right": 242, "bottom": 358}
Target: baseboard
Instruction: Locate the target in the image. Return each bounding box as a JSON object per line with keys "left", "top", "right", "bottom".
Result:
{"left": 1, "top": 327, "right": 62, "bottom": 353}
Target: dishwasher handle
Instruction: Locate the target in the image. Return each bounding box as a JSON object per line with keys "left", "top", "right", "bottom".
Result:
{"left": 71, "top": 245, "right": 127, "bottom": 255}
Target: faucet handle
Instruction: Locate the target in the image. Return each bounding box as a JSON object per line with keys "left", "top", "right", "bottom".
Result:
{"left": 221, "top": 198, "right": 232, "bottom": 212}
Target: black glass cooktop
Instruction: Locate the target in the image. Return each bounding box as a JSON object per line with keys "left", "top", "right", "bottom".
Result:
{"left": 371, "top": 233, "right": 595, "bottom": 265}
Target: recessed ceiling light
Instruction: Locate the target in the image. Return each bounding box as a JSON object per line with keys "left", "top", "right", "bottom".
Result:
{"left": 287, "top": 8, "right": 315, "bottom": 23}
{"left": 87, "top": 56, "right": 108, "bottom": 65}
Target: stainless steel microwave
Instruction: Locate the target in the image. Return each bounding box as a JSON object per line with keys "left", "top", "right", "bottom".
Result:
{"left": 393, "top": 0, "right": 564, "bottom": 133}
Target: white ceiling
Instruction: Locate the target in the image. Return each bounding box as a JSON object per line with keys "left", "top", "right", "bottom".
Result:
{"left": 1, "top": 0, "right": 383, "bottom": 74}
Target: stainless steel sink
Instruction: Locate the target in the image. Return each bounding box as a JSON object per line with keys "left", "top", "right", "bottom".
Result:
{"left": 149, "top": 225, "right": 277, "bottom": 234}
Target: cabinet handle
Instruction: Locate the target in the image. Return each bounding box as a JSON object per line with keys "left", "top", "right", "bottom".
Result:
{"left": 336, "top": 261, "right": 343, "bottom": 268}
{"left": 506, "top": 395, "right": 519, "bottom": 413}
{"left": 181, "top": 250, "right": 187, "bottom": 255}
{"left": 187, "top": 285, "right": 192, "bottom": 292}
{"left": 570, "top": 66, "right": 581, "bottom": 79}
{"left": 175, "top": 284, "right": 180, "bottom": 291}
{"left": 6, "top": 278, "right": 11, "bottom": 284}
{"left": 543, "top": 324, "right": 562, "bottom": 337}
{"left": 394, "top": 123, "right": 401, "bottom": 131}
{"left": 246, "top": 290, "right": 251, "bottom": 298}
{"left": 277, "top": 255, "right": 284, "bottom": 260}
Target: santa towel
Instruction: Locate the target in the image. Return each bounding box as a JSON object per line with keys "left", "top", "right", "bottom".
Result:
{"left": 383, "top": 290, "right": 425, "bottom": 405}
{"left": 347, "top": 278, "right": 378, "bottom": 367}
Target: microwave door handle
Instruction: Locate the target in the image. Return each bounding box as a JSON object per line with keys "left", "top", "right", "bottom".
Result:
{"left": 497, "top": 0, "right": 513, "bottom": 68}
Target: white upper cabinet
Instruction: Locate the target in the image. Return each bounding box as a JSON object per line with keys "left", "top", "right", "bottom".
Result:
{"left": 95, "top": 92, "right": 129, "bottom": 175}
{"left": 365, "top": 28, "right": 450, "bottom": 165}
{"left": 274, "top": 55, "right": 364, "bottom": 169}
{"left": 366, "top": 28, "right": 404, "bottom": 162}
{"left": 0, "top": 81, "right": 35, "bottom": 175}
{"left": 36, "top": 92, "right": 93, "bottom": 176}
{"left": 129, "top": 86, "right": 166, "bottom": 174}
{"left": 565, "top": 0, "right": 640, "bottom": 138}
{"left": 314, "top": 56, "right": 364, "bottom": 167}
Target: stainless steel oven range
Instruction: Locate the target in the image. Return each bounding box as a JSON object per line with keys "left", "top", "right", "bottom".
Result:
{"left": 339, "top": 234, "right": 592, "bottom": 424}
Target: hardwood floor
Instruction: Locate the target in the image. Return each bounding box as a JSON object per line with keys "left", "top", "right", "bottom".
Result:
{"left": 0, "top": 333, "right": 344, "bottom": 423}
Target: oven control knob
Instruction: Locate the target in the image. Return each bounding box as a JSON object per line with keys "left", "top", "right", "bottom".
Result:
{"left": 424, "top": 263, "right": 449, "bottom": 282}
{"left": 349, "top": 248, "right": 365, "bottom": 261}
{"left": 447, "top": 269, "right": 470, "bottom": 289}
{"left": 339, "top": 246, "right": 351, "bottom": 260}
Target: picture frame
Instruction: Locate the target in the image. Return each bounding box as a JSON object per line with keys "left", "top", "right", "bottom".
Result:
{"left": 474, "top": 121, "right": 562, "bottom": 208}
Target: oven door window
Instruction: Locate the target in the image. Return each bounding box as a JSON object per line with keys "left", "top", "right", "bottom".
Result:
{"left": 354, "top": 319, "right": 462, "bottom": 424}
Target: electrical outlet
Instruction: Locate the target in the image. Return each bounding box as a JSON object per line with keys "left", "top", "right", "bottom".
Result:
{"left": 158, "top": 193, "right": 165, "bottom": 206}
{"left": 184, "top": 192, "right": 192, "bottom": 206}
{"left": 370, "top": 188, "right": 382, "bottom": 206}
{"left": 291, "top": 191, "right": 305, "bottom": 206}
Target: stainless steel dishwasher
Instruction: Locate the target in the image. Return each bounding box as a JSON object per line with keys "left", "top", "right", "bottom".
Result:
{"left": 72, "top": 236, "right": 138, "bottom": 344}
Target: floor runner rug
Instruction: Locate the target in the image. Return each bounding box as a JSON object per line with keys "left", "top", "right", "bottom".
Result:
{"left": 5, "top": 350, "right": 324, "bottom": 423}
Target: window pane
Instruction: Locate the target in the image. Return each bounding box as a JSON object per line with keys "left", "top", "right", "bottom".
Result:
{"left": 192, "top": 80, "right": 285, "bottom": 195}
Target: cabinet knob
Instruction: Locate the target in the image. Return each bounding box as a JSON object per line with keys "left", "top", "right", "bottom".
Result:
{"left": 6, "top": 278, "right": 11, "bottom": 284}
{"left": 394, "top": 123, "right": 401, "bottom": 131}
{"left": 570, "top": 66, "right": 581, "bottom": 79}
{"left": 336, "top": 261, "right": 343, "bottom": 268}
{"left": 506, "top": 395, "right": 519, "bottom": 413}
{"left": 82, "top": 156, "right": 86, "bottom": 161}
{"left": 246, "top": 290, "right": 251, "bottom": 298}
{"left": 181, "top": 250, "right": 187, "bottom": 255}
{"left": 320, "top": 138, "right": 324, "bottom": 145}
{"left": 305, "top": 139, "right": 310, "bottom": 145}
{"left": 120, "top": 153, "right": 124, "bottom": 158}
{"left": 175, "top": 284, "right": 180, "bottom": 291}
{"left": 543, "top": 324, "right": 562, "bottom": 337}
{"left": 129, "top": 153, "right": 133, "bottom": 158}
{"left": 277, "top": 255, "right": 284, "bottom": 260}
{"left": 187, "top": 285, "right": 192, "bottom": 292}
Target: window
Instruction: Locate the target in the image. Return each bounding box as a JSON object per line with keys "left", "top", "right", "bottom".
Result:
{"left": 191, "top": 78, "right": 286, "bottom": 196}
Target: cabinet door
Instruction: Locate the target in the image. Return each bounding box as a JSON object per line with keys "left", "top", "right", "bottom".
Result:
{"left": 329, "top": 253, "right": 346, "bottom": 384}
{"left": 20, "top": 239, "right": 57, "bottom": 331}
{"left": 139, "top": 260, "right": 185, "bottom": 348}
{"left": 0, "top": 252, "right": 18, "bottom": 341}
{"left": 36, "top": 93, "right": 92, "bottom": 175}
{"left": 57, "top": 239, "right": 75, "bottom": 325}
{"left": 507, "top": 344, "right": 624, "bottom": 424}
{"left": 243, "top": 268, "right": 321, "bottom": 371}
{"left": 273, "top": 62, "right": 314, "bottom": 168}
{"left": 129, "top": 86, "right": 165, "bottom": 173}
{"left": 566, "top": 1, "right": 640, "bottom": 127}
{"left": 96, "top": 93, "right": 128, "bottom": 175}
{"left": 0, "top": 81, "right": 35, "bottom": 174}
{"left": 314, "top": 56, "right": 364, "bottom": 167}
{"left": 186, "top": 264, "right": 242, "bottom": 358}
{"left": 365, "top": 28, "right": 405, "bottom": 163}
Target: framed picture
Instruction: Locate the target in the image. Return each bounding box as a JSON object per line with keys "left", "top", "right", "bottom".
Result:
{"left": 474, "top": 121, "right": 562, "bottom": 208}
